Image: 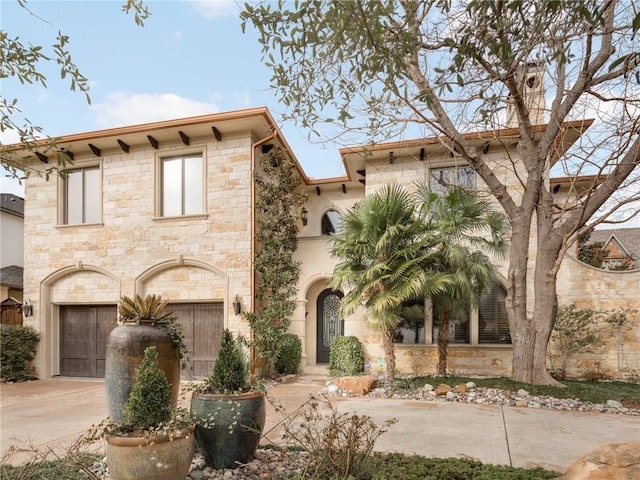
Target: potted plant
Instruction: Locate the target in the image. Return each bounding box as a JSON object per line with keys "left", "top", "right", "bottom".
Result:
{"left": 190, "top": 329, "right": 266, "bottom": 469}
{"left": 102, "top": 346, "right": 195, "bottom": 480}
{"left": 105, "top": 294, "right": 187, "bottom": 423}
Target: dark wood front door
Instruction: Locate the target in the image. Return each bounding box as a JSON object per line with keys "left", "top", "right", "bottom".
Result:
{"left": 316, "top": 289, "right": 344, "bottom": 364}
{"left": 60, "top": 305, "right": 117, "bottom": 377}
{"left": 170, "top": 303, "right": 223, "bottom": 379}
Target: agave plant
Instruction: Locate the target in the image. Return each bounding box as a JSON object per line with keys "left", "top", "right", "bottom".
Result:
{"left": 118, "top": 294, "right": 187, "bottom": 361}
{"left": 118, "top": 294, "right": 175, "bottom": 323}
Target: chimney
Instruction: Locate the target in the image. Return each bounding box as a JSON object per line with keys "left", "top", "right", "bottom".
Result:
{"left": 505, "top": 61, "right": 546, "bottom": 128}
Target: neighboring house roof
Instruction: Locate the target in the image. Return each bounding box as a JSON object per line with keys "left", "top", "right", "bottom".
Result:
{"left": 0, "top": 265, "right": 23, "bottom": 289}
{"left": 590, "top": 228, "right": 640, "bottom": 267}
{"left": 0, "top": 194, "right": 24, "bottom": 217}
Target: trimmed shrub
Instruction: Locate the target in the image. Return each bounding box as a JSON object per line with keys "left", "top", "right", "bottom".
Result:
{"left": 329, "top": 336, "right": 365, "bottom": 376}
{"left": 276, "top": 333, "right": 302, "bottom": 374}
{"left": 123, "top": 346, "right": 172, "bottom": 429}
{"left": 0, "top": 324, "right": 40, "bottom": 382}
{"left": 206, "top": 329, "right": 248, "bottom": 393}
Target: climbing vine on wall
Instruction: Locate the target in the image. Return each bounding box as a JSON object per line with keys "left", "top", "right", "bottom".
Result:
{"left": 247, "top": 146, "right": 307, "bottom": 377}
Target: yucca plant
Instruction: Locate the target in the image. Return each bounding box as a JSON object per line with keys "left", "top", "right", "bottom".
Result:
{"left": 118, "top": 294, "right": 187, "bottom": 361}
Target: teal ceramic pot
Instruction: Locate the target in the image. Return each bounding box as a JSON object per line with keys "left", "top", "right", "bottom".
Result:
{"left": 190, "top": 390, "right": 266, "bottom": 469}
{"left": 105, "top": 322, "right": 180, "bottom": 423}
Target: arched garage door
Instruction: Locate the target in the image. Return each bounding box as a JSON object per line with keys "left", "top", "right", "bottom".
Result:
{"left": 60, "top": 303, "right": 223, "bottom": 379}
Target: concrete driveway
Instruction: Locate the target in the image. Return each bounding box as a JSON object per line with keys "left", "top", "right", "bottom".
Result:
{"left": 1, "top": 374, "right": 639, "bottom": 472}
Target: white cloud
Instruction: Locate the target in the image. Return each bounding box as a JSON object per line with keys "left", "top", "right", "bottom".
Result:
{"left": 91, "top": 92, "right": 220, "bottom": 128}
{"left": 191, "top": 0, "right": 240, "bottom": 19}
{"left": 0, "top": 128, "right": 21, "bottom": 146}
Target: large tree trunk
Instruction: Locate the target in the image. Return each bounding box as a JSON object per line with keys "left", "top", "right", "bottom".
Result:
{"left": 437, "top": 312, "right": 450, "bottom": 376}
{"left": 506, "top": 217, "right": 536, "bottom": 383}
{"left": 382, "top": 328, "right": 396, "bottom": 381}
{"left": 510, "top": 205, "right": 565, "bottom": 386}
{"left": 530, "top": 215, "right": 565, "bottom": 386}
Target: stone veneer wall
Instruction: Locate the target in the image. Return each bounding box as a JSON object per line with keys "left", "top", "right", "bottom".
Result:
{"left": 23, "top": 133, "right": 256, "bottom": 377}
{"left": 554, "top": 255, "right": 640, "bottom": 380}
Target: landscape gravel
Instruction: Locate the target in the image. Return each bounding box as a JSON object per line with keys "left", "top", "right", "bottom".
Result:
{"left": 91, "top": 377, "right": 638, "bottom": 479}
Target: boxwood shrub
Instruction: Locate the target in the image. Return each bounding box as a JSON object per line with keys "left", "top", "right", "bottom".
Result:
{"left": 276, "top": 333, "right": 302, "bottom": 374}
{"left": 1, "top": 324, "right": 40, "bottom": 382}
{"left": 329, "top": 335, "right": 365, "bottom": 376}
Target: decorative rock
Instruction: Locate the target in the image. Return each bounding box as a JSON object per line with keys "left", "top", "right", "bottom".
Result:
{"left": 423, "top": 383, "right": 434, "bottom": 392}
{"left": 455, "top": 383, "right": 468, "bottom": 393}
{"left": 517, "top": 389, "right": 530, "bottom": 397}
{"left": 515, "top": 400, "right": 528, "bottom": 408}
{"left": 465, "top": 381, "right": 476, "bottom": 390}
{"left": 558, "top": 443, "right": 640, "bottom": 480}
{"left": 445, "top": 391, "right": 457, "bottom": 400}
{"left": 434, "top": 383, "right": 452, "bottom": 396}
{"left": 607, "top": 400, "right": 623, "bottom": 409}
{"left": 334, "top": 375, "right": 378, "bottom": 395}
{"left": 326, "top": 384, "right": 340, "bottom": 395}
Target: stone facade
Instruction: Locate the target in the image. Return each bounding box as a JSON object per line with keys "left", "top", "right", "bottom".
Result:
{"left": 15, "top": 107, "right": 640, "bottom": 380}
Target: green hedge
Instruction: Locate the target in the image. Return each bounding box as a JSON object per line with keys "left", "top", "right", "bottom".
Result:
{"left": 1, "top": 324, "right": 40, "bottom": 382}
{"left": 329, "top": 335, "right": 365, "bottom": 376}
{"left": 276, "top": 333, "right": 302, "bottom": 374}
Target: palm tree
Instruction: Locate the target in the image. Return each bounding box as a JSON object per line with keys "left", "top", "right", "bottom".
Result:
{"left": 330, "top": 184, "right": 450, "bottom": 381}
{"left": 415, "top": 184, "right": 508, "bottom": 376}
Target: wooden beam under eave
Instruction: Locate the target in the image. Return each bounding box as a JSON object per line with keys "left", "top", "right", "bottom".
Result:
{"left": 211, "top": 126, "right": 222, "bottom": 141}
{"left": 147, "top": 135, "right": 159, "bottom": 149}
{"left": 88, "top": 144, "right": 101, "bottom": 157}
{"left": 35, "top": 152, "right": 48, "bottom": 164}
{"left": 356, "top": 169, "right": 366, "bottom": 177}
{"left": 358, "top": 179, "right": 366, "bottom": 185}
{"left": 117, "top": 139, "right": 130, "bottom": 153}
{"left": 59, "top": 150, "right": 74, "bottom": 161}
{"left": 316, "top": 186, "right": 321, "bottom": 196}
{"left": 179, "top": 131, "right": 190, "bottom": 146}
{"left": 342, "top": 184, "right": 346, "bottom": 194}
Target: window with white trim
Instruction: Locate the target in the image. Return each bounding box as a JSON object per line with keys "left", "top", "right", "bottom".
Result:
{"left": 63, "top": 166, "right": 101, "bottom": 225}
{"left": 161, "top": 154, "right": 204, "bottom": 216}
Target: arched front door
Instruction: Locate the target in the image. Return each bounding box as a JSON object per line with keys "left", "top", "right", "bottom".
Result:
{"left": 316, "top": 289, "right": 344, "bottom": 363}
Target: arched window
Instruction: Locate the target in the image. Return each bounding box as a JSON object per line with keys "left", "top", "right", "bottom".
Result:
{"left": 321, "top": 209, "right": 342, "bottom": 236}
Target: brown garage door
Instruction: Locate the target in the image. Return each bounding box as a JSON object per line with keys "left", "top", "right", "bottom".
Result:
{"left": 170, "top": 303, "right": 223, "bottom": 380}
{"left": 60, "top": 305, "right": 117, "bottom": 377}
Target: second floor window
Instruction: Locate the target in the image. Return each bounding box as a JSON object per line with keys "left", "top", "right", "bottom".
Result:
{"left": 64, "top": 166, "right": 100, "bottom": 225}
{"left": 161, "top": 154, "right": 204, "bottom": 216}
{"left": 430, "top": 165, "right": 475, "bottom": 193}
{"left": 321, "top": 209, "right": 342, "bottom": 235}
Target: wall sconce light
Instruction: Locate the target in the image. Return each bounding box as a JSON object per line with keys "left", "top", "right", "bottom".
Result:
{"left": 22, "top": 300, "right": 33, "bottom": 317}
{"left": 301, "top": 207, "right": 308, "bottom": 226}
{"left": 233, "top": 295, "right": 242, "bottom": 316}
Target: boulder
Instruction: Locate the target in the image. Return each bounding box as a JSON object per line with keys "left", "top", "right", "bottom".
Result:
{"left": 455, "top": 383, "right": 468, "bottom": 393}
{"left": 434, "top": 383, "right": 452, "bottom": 396}
{"left": 334, "top": 375, "right": 378, "bottom": 395}
{"left": 558, "top": 443, "right": 640, "bottom": 480}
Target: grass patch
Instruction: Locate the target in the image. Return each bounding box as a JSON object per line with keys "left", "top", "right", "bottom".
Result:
{"left": 368, "top": 453, "right": 559, "bottom": 479}
{"left": 389, "top": 375, "right": 640, "bottom": 406}
{"left": 0, "top": 453, "right": 100, "bottom": 480}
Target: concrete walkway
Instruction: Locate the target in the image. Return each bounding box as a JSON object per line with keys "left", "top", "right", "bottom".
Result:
{"left": 1, "top": 373, "right": 639, "bottom": 472}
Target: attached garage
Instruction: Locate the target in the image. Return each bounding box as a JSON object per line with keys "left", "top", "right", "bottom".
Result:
{"left": 171, "top": 303, "right": 224, "bottom": 379}
{"left": 59, "top": 302, "right": 224, "bottom": 379}
{"left": 60, "top": 305, "right": 117, "bottom": 377}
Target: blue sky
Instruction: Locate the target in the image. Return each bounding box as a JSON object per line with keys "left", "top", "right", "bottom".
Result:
{"left": 0, "top": 0, "right": 346, "bottom": 196}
